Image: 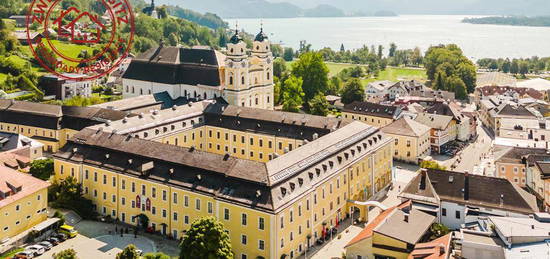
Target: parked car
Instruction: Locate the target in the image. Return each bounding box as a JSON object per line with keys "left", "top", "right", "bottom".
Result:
{"left": 15, "top": 250, "right": 35, "bottom": 258}
{"left": 59, "top": 225, "right": 78, "bottom": 238}
{"left": 25, "top": 245, "right": 45, "bottom": 256}
{"left": 54, "top": 233, "right": 68, "bottom": 241}
{"left": 37, "top": 241, "right": 53, "bottom": 250}
{"left": 136, "top": 249, "right": 143, "bottom": 256}
{"left": 47, "top": 237, "right": 60, "bottom": 245}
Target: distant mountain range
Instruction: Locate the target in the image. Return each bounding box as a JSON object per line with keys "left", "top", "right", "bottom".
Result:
{"left": 154, "top": 0, "right": 382, "bottom": 18}
{"left": 269, "top": 0, "right": 550, "bottom": 16}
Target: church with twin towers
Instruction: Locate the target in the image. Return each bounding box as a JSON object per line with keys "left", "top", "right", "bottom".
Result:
{"left": 122, "top": 25, "right": 275, "bottom": 110}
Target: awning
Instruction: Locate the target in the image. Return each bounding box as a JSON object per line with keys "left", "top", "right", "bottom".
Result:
{"left": 412, "top": 202, "right": 439, "bottom": 212}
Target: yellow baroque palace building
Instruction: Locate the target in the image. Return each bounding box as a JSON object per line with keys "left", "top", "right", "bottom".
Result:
{"left": 0, "top": 100, "right": 130, "bottom": 153}
{"left": 54, "top": 101, "right": 393, "bottom": 259}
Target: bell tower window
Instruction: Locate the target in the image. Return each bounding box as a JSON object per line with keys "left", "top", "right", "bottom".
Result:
{"left": 229, "top": 76, "right": 233, "bottom": 85}
{"left": 242, "top": 76, "right": 245, "bottom": 85}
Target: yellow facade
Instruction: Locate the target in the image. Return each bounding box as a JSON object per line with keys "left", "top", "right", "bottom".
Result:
{"left": 372, "top": 233, "right": 409, "bottom": 259}
{"left": 386, "top": 132, "right": 430, "bottom": 164}
{"left": 346, "top": 232, "right": 409, "bottom": 259}
{"left": 0, "top": 188, "right": 48, "bottom": 240}
{"left": 342, "top": 112, "right": 394, "bottom": 128}
{"left": 54, "top": 135, "right": 393, "bottom": 259}
{"left": 0, "top": 122, "right": 61, "bottom": 152}
{"left": 159, "top": 125, "right": 305, "bottom": 163}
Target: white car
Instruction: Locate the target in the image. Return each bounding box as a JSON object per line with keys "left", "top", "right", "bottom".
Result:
{"left": 37, "top": 241, "right": 53, "bottom": 250}
{"left": 16, "top": 250, "right": 35, "bottom": 258}
{"left": 26, "top": 245, "right": 46, "bottom": 256}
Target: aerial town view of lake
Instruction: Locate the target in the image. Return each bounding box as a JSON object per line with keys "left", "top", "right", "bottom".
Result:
{"left": 229, "top": 15, "right": 550, "bottom": 59}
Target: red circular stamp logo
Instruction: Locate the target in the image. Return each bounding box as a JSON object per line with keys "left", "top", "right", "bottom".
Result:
{"left": 26, "top": 0, "right": 135, "bottom": 81}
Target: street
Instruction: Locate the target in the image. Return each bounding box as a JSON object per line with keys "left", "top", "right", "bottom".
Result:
{"left": 438, "top": 123, "right": 493, "bottom": 173}
{"left": 309, "top": 163, "right": 419, "bottom": 259}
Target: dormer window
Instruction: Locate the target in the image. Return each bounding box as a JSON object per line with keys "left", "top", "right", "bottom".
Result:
{"left": 315, "top": 168, "right": 321, "bottom": 176}
{"left": 289, "top": 182, "right": 295, "bottom": 190}
{"left": 308, "top": 172, "right": 314, "bottom": 180}
{"left": 298, "top": 178, "right": 303, "bottom": 186}
{"left": 280, "top": 187, "right": 287, "bottom": 196}
{"left": 337, "top": 156, "right": 342, "bottom": 164}
{"left": 329, "top": 161, "right": 334, "bottom": 168}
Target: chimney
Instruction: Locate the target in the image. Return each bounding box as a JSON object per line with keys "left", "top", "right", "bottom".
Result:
{"left": 500, "top": 194, "right": 504, "bottom": 206}
{"left": 419, "top": 169, "right": 427, "bottom": 190}
{"left": 404, "top": 213, "right": 409, "bottom": 223}
{"left": 464, "top": 170, "right": 469, "bottom": 201}
{"left": 439, "top": 244, "right": 445, "bottom": 255}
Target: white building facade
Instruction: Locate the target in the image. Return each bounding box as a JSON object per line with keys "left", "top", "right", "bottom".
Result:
{"left": 122, "top": 29, "right": 274, "bottom": 110}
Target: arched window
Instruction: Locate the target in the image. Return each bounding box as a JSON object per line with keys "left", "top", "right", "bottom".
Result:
{"left": 242, "top": 76, "right": 245, "bottom": 84}
{"left": 255, "top": 98, "right": 258, "bottom": 105}
{"left": 229, "top": 76, "right": 233, "bottom": 85}
{"left": 132, "top": 86, "right": 135, "bottom": 93}
{"left": 140, "top": 89, "right": 143, "bottom": 95}
{"left": 125, "top": 86, "right": 129, "bottom": 92}
{"left": 256, "top": 46, "right": 259, "bottom": 50}
{"left": 184, "top": 90, "right": 187, "bottom": 97}
{"left": 193, "top": 91, "right": 197, "bottom": 98}
{"left": 148, "top": 89, "right": 151, "bottom": 94}
{"left": 267, "top": 72, "right": 270, "bottom": 80}
{"left": 203, "top": 92, "right": 207, "bottom": 99}
{"left": 230, "top": 48, "right": 234, "bottom": 53}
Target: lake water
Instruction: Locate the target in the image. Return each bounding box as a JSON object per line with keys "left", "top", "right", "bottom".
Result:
{"left": 226, "top": 15, "right": 550, "bottom": 60}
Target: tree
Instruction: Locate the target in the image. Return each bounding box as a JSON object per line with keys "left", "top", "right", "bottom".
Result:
{"left": 389, "top": 42, "right": 397, "bottom": 57}
{"left": 291, "top": 52, "right": 329, "bottom": 104}
{"left": 341, "top": 78, "right": 365, "bottom": 105}
{"left": 510, "top": 59, "right": 519, "bottom": 74}
{"left": 327, "top": 76, "right": 342, "bottom": 95}
{"left": 428, "top": 223, "right": 450, "bottom": 241}
{"left": 308, "top": 94, "right": 329, "bottom": 116}
{"left": 179, "top": 217, "right": 233, "bottom": 259}
{"left": 54, "top": 249, "right": 78, "bottom": 259}
{"left": 53, "top": 210, "right": 66, "bottom": 225}
{"left": 282, "top": 75, "right": 304, "bottom": 112}
{"left": 157, "top": 6, "right": 168, "bottom": 19}
{"left": 143, "top": 252, "right": 171, "bottom": 259}
{"left": 447, "top": 76, "right": 468, "bottom": 100}
{"left": 348, "top": 66, "right": 365, "bottom": 78}
{"left": 49, "top": 177, "right": 97, "bottom": 219}
{"left": 420, "top": 160, "right": 446, "bottom": 170}
{"left": 519, "top": 61, "right": 529, "bottom": 77}
{"left": 501, "top": 58, "right": 511, "bottom": 73}
{"left": 377, "top": 45, "right": 384, "bottom": 59}
{"left": 29, "top": 158, "right": 54, "bottom": 180}
{"left": 116, "top": 244, "right": 140, "bottom": 259}
{"left": 424, "top": 44, "right": 476, "bottom": 94}
{"left": 35, "top": 43, "right": 58, "bottom": 70}
{"left": 283, "top": 47, "right": 294, "bottom": 61}
{"left": 411, "top": 47, "right": 423, "bottom": 66}
{"left": 273, "top": 58, "right": 287, "bottom": 78}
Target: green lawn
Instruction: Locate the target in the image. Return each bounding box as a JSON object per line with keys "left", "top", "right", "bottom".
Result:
{"left": 324, "top": 62, "right": 427, "bottom": 84}
{"left": 20, "top": 40, "right": 97, "bottom": 67}
{"left": 363, "top": 67, "right": 427, "bottom": 84}
{"left": 0, "top": 247, "right": 24, "bottom": 259}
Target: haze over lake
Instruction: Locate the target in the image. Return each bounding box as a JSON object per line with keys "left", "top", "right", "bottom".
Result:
{"left": 226, "top": 15, "right": 550, "bottom": 60}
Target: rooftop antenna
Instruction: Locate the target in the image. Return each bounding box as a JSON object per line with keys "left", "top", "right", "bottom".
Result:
{"left": 260, "top": 19, "right": 263, "bottom": 32}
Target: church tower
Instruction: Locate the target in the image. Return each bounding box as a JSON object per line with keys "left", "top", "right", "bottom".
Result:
{"left": 224, "top": 27, "right": 249, "bottom": 107}
{"left": 223, "top": 25, "right": 274, "bottom": 110}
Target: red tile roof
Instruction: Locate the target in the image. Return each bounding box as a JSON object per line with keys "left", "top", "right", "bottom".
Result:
{"left": 0, "top": 166, "right": 50, "bottom": 208}
{"left": 345, "top": 201, "right": 411, "bottom": 248}
{"left": 408, "top": 233, "right": 452, "bottom": 259}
